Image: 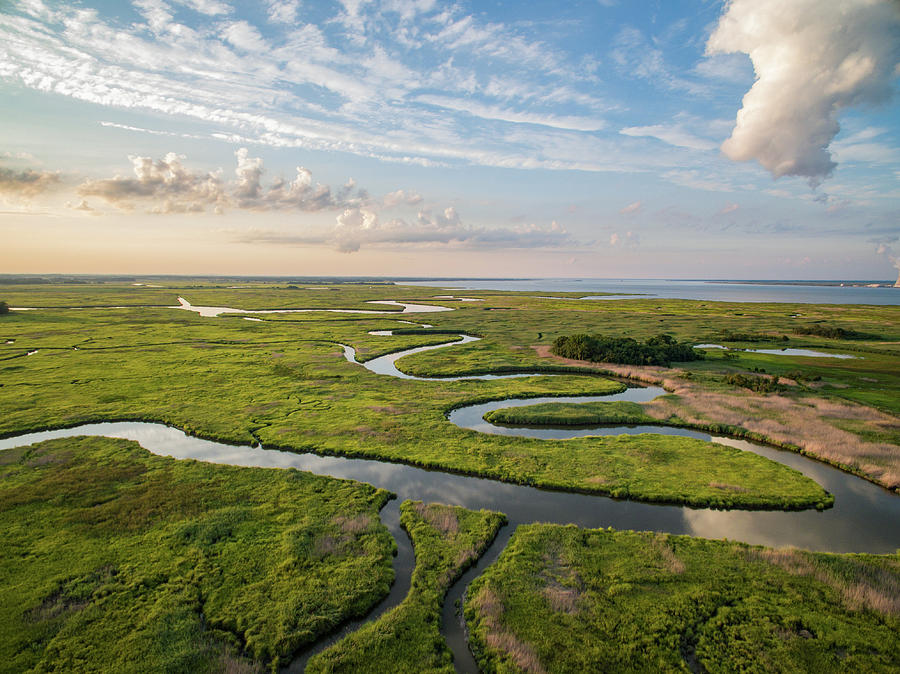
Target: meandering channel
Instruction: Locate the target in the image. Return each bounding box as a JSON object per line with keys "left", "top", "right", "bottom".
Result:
{"left": 2, "top": 325, "right": 898, "bottom": 673}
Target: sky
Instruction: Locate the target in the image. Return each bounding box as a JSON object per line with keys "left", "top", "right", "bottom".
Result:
{"left": 1, "top": 0, "right": 899, "bottom": 279}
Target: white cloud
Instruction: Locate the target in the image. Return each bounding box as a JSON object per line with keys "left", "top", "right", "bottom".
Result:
{"left": 1, "top": 151, "right": 37, "bottom": 161}
{"left": 177, "top": 0, "right": 231, "bottom": 16}
{"left": 620, "top": 124, "right": 717, "bottom": 151}
{"left": 238, "top": 211, "right": 572, "bottom": 253}
{"left": 220, "top": 20, "right": 268, "bottom": 51}
{"left": 694, "top": 53, "right": 752, "bottom": 82}
{"left": 609, "top": 230, "right": 638, "bottom": 247}
{"left": 619, "top": 201, "right": 641, "bottom": 214}
{"left": 0, "top": 165, "right": 60, "bottom": 198}
{"left": 610, "top": 26, "right": 704, "bottom": 93}
{"left": 707, "top": 0, "right": 900, "bottom": 181}
{"left": 383, "top": 189, "right": 423, "bottom": 207}
{"left": 266, "top": 0, "right": 300, "bottom": 24}
{"left": 76, "top": 149, "right": 363, "bottom": 213}
{"left": 78, "top": 151, "right": 226, "bottom": 212}
{"left": 416, "top": 94, "right": 605, "bottom": 131}
{"left": 831, "top": 128, "right": 900, "bottom": 164}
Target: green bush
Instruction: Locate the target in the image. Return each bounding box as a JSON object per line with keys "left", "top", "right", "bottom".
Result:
{"left": 552, "top": 333, "right": 702, "bottom": 366}
{"left": 725, "top": 373, "right": 784, "bottom": 393}
{"left": 794, "top": 324, "right": 874, "bottom": 340}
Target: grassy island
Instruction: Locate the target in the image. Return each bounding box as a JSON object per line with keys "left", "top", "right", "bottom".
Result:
{"left": 484, "top": 400, "right": 655, "bottom": 426}
{"left": 307, "top": 501, "right": 506, "bottom": 673}
{"left": 0, "top": 436, "right": 395, "bottom": 672}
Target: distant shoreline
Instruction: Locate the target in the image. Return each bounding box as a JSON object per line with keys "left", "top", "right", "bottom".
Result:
{"left": 0, "top": 275, "right": 896, "bottom": 287}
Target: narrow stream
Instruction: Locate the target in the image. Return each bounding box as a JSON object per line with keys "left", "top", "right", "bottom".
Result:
{"left": 2, "top": 329, "right": 898, "bottom": 673}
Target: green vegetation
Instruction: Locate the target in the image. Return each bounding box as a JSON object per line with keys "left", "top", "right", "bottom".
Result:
{"left": 466, "top": 524, "right": 900, "bottom": 673}
{"left": 0, "top": 298, "right": 832, "bottom": 508}
{"left": 1, "top": 282, "right": 897, "bottom": 670}
{"left": 717, "top": 329, "right": 789, "bottom": 342}
{"left": 484, "top": 400, "right": 654, "bottom": 426}
{"left": 795, "top": 324, "right": 874, "bottom": 340}
{"left": 0, "top": 301, "right": 8, "bottom": 315}
{"left": 308, "top": 501, "right": 506, "bottom": 673}
{"left": 725, "top": 372, "right": 786, "bottom": 393}
{"left": 552, "top": 333, "right": 702, "bottom": 366}
{"left": 0, "top": 436, "right": 395, "bottom": 672}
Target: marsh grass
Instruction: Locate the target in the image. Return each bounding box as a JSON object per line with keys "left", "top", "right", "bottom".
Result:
{"left": 306, "top": 501, "right": 505, "bottom": 673}
{"left": 530, "top": 349, "right": 900, "bottom": 492}
{"left": 0, "top": 303, "right": 830, "bottom": 509}
{"left": 466, "top": 525, "right": 900, "bottom": 673}
{"left": 0, "top": 436, "right": 395, "bottom": 672}
{"left": 484, "top": 400, "right": 653, "bottom": 426}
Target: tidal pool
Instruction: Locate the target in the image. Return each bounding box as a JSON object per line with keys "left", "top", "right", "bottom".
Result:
{"left": 695, "top": 344, "right": 858, "bottom": 358}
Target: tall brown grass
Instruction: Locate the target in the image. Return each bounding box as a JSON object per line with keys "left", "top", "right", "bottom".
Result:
{"left": 413, "top": 501, "right": 459, "bottom": 535}
{"left": 651, "top": 533, "right": 686, "bottom": 574}
{"left": 749, "top": 548, "right": 900, "bottom": 616}
{"left": 535, "top": 345, "right": 900, "bottom": 490}
{"left": 471, "top": 585, "right": 547, "bottom": 673}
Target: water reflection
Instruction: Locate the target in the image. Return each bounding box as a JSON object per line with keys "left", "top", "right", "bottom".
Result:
{"left": 174, "top": 297, "right": 454, "bottom": 318}
{"left": 2, "top": 421, "right": 897, "bottom": 553}
{"left": 695, "top": 344, "right": 858, "bottom": 359}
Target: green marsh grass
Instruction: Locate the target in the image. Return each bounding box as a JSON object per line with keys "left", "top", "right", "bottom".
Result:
{"left": 0, "top": 300, "right": 831, "bottom": 509}
{"left": 465, "top": 524, "right": 900, "bottom": 673}
{"left": 484, "top": 400, "right": 654, "bottom": 427}
{"left": 307, "top": 501, "right": 505, "bottom": 673}
{"left": 0, "top": 436, "right": 395, "bottom": 672}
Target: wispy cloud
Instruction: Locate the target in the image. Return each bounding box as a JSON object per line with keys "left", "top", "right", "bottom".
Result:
{"left": 415, "top": 95, "right": 605, "bottom": 132}
{"left": 717, "top": 202, "right": 739, "bottom": 215}
{"left": 620, "top": 124, "right": 717, "bottom": 151}
{"left": 237, "top": 212, "right": 572, "bottom": 253}
{"left": 609, "top": 230, "right": 638, "bottom": 247}
{"left": 0, "top": 2, "right": 654, "bottom": 174}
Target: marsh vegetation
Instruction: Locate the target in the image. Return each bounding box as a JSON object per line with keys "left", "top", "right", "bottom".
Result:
{"left": 0, "top": 436, "right": 394, "bottom": 671}
{"left": 0, "top": 280, "right": 897, "bottom": 670}
{"left": 466, "top": 524, "right": 900, "bottom": 673}
{"left": 307, "top": 501, "right": 505, "bottom": 673}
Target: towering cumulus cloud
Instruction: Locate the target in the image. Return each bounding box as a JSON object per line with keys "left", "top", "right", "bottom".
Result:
{"left": 708, "top": 0, "right": 900, "bottom": 181}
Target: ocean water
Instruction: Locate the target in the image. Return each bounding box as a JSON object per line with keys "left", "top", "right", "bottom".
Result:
{"left": 406, "top": 279, "right": 900, "bottom": 305}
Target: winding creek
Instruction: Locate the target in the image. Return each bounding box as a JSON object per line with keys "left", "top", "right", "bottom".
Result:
{"left": 2, "top": 318, "right": 899, "bottom": 672}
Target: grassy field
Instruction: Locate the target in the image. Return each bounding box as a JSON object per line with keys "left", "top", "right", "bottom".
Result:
{"left": 307, "top": 501, "right": 506, "bottom": 673}
{"left": 0, "top": 436, "right": 395, "bottom": 673}
{"left": 386, "top": 295, "right": 899, "bottom": 490}
{"left": 465, "top": 524, "right": 900, "bottom": 673}
{"left": 0, "top": 287, "right": 835, "bottom": 509}
{"left": 0, "top": 281, "right": 897, "bottom": 671}
{"left": 484, "top": 400, "right": 655, "bottom": 426}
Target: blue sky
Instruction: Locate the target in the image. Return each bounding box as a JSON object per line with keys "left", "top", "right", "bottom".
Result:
{"left": 1, "top": 0, "right": 899, "bottom": 278}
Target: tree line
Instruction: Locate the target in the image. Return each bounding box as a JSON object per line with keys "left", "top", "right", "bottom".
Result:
{"left": 551, "top": 333, "right": 702, "bottom": 366}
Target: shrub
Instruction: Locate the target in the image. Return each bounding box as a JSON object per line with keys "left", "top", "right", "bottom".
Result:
{"left": 552, "top": 333, "right": 703, "bottom": 366}
{"left": 718, "top": 330, "right": 787, "bottom": 343}
{"left": 794, "top": 324, "right": 873, "bottom": 340}
{"left": 725, "top": 373, "right": 784, "bottom": 393}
